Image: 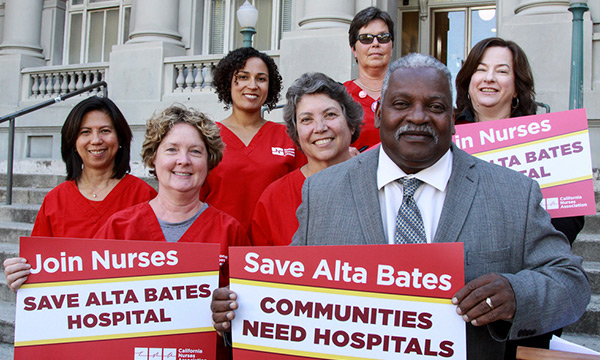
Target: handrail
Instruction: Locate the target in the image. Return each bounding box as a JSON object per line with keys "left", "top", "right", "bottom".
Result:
{"left": 1, "top": 81, "right": 107, "bottom": 205}
{"left": 535, "top": 101, "right": 551, "bottom": 114}
{"left": 261, "top": 103, "right": 285, "bottom": 119}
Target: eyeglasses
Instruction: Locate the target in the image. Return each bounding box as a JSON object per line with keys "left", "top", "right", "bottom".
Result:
{"left": 357, "top": 33, "right": 392, "bottom": 45}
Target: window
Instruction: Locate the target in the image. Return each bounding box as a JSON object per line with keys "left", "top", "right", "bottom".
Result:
{"left": 401, "top": 11, "right": 419, "bottom": 57}
{"left": 431, "top": 5, "right": 496, "bottom": 94}
{"left": 65, "top": 0, "right": 131, "bottom": 64}
{"left": 207, "top": 0, "right": 293, "bottom": 54}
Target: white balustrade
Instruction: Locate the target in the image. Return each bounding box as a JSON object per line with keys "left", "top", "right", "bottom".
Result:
{"left": 165, "top": 55, "right": 224, "bottom": 94}
{"left": 23, "top": 66, "right": 108, "bottom": 99}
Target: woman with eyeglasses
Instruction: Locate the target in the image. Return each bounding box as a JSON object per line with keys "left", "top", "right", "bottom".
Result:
{"left": 344, "top": 6, "right": 394, "bottom": 151}
{"left": 200, "top": 47, "right": 306, "bottom": 232}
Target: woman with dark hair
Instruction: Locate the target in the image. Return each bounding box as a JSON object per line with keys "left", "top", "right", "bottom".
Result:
{"left": 3, "top": 96, "right": 157, "bottom": 291}
{"left": 455, "top": 37, "right": 584, "bottom": 358}
{"left": 345, "top": 6, "right": 394, "bottom": 150}
{"left": 201, "top": 47, "right": 305, "bottom": 231}
{"left": 455, "top": 37, "right": 536, "bottom": 124}
{"left": 250, "top": 72, "right": 363, "bottom": 246}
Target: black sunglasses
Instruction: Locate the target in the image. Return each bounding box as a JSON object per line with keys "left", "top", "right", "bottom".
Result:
{"left": 357, "top": 33, "right": 392, "bottom": 44}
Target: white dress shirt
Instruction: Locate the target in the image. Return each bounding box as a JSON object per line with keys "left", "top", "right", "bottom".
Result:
{"left": 377, "top": 148, "right": 453, "bottom": 244}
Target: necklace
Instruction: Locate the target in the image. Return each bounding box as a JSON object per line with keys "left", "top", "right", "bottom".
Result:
{"left": 80, "top": 178, "right": 115, "bottom": 199}
{"left": 356, "top": 79, "right": 382, "bottom": 93}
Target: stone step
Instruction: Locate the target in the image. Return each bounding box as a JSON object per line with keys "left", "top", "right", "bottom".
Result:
{"left": 0, "top": 204, "right": 40, "bottom": 224}
{"left": 0, "top": 301, "right": 14, "bottom": 344}
{"left": 573, "top": 233, "right": 600, "bottom": 262}
{"left": 565, "top": 294, "right": 600, "bottom": 336}
{"left": 0, "top": 221, "right": 33, "bottom": 244}
{"left": 0, "top": 173, "right": 65, "bottom": 189}
{"left": 584, "top": 261, "right": 600, "bottom": 295}
{"left": 0, "top": 341, "right": 13, "bottom": 359}
{"left": 582, "top": 213, "right": 600, "bottom": 235}
{"left": 0, "top": 242, "right": 19, "bottom": 269}
{"left": 0, "top": 278, "right": 16, "bottom": 304}
{"left": 0, "top": 186, "right": 50, "bottom": 205}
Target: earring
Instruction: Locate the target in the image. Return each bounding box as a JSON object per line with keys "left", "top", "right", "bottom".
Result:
{"left": 512, "top": 97, "right": 520, "bottom": 109}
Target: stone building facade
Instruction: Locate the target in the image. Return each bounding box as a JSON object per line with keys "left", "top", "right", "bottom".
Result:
{"left": 0, "top": 0, "right": 598, "bottom": 174}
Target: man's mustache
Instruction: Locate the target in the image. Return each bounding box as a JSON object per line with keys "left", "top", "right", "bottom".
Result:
{"left": 394, "top": 123, "right": 439, "bottom": 144}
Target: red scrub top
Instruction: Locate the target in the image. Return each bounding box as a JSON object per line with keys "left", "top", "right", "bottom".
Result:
{"left": 250, "top": 168, "right": 305, "bottom": 246}
{"left": 200, "top": 121, "right": 306, "bottom": 231}
{"left": 344, "top": 80, "right": 380, "bottom": 150}
{"left": 94, "top": 202, "right": 249, "bottom": 286}
{"left": 32, "top": 174, "right": 157, "bottom": 238}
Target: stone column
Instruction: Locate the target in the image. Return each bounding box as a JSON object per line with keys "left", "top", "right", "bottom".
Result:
{"left": 0, "top": 0, "right": 44, "bottom": 58}
{"left": 127, "top": 0, "right": 184, "bottom": 46}
{"left": 280, "top": 0, "right": 355, "bottom": 90}
{"left": 298, "top": 0, "right": 354, "bottom": 29}
{"left": 501, "top": 0, "right": 585, "bottom": 113}
{"left": 515, "top": 0, "right": 570, "bottom": 15}
{"left": 109, "top": 0, "right": 185, "bottom": 101}
{"left": 0, "top": 0, "right": 46, "bottom": 107}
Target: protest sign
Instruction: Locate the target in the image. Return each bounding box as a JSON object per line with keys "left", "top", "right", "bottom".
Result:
{"left": 14, "top": 237, "right": 220, "bottom": 360}
{"left": 454, "top": 108, "right": 594, "bottom": 218}
{"left": 229, "top": 243, "right": 466, "bottom": 359}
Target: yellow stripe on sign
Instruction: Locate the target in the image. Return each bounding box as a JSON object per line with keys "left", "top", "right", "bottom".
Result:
{"left": 14, "top": 327, "right": 214, "bottom": 347}
{"left": 230, "top": 278, "right": 452, "bottom": 304}
{"left": 235, "top": 342, "right": 374, "bottom": 360}
{"left": 471, "top": 130, "right": 589, "bottom": 157}
{"left": 21, "top": 271, "right": 219, "bottom": 289}
{"left": 539, "top": 175, "right": 593, "bottom": 189}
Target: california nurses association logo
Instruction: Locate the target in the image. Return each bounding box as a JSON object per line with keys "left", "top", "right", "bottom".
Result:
{"left": 134, "top": 347, "right": 205, "bottom": 360}
{"left": 271, "top": 147, "right": 295, "bottom": 157}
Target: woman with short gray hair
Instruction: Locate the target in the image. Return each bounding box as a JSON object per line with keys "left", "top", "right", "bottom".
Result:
{"left": 250, "top": 73, "right": 362, "bottom": 246}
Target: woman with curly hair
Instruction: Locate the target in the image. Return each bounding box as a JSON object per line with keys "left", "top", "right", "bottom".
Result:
{"left": 201, "top": 47, "right": 306, "bottom": 231}
{"left": 95, "top": 104, "right": 249, "bottom": 286}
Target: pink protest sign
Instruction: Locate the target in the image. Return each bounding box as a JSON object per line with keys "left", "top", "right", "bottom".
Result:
{"left": 454, "top": 109, "right": 595, "bottom": 218}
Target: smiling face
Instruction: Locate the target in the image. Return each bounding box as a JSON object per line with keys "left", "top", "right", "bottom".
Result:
{"left": 296, "top": 93, "right": 353, "bottom": 167}
{"left": 468, "top": 46, "right": 517, "bottom": 121}
{"left": 153, "top": 123, "right": 209, "bottom": 195}
{"left": 375, "top": 67, "right": 454, "bottom": 174}
{"left": 75, "top": 110, "right": 119, "bottom": 173}
{"left": 351, "top": 19, "right": 393, "bottom": 71}
{"left": 230, "top": 57, "right": 269, "bottom": 113}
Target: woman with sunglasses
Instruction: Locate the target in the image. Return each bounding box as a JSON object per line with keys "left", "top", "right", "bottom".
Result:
{"left": 345, "top": 6, "right": 394, "bottom": 151}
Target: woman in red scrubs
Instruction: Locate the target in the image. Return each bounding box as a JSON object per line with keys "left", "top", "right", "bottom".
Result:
{"left": 4, "top": 96, "right": 157, "bottom": 291}
{"left": 200, "top": 47, "right": 306, "bottom": 232}
{"left": 95, "top": 105, "right": 249, "bottom": 285}
{"left": 250, "top": 72, "right": 363, "bottom": 245}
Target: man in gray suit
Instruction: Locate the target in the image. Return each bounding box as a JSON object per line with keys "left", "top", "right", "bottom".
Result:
{"left": 212, "top": 54, "right": 590, "bottom": 359}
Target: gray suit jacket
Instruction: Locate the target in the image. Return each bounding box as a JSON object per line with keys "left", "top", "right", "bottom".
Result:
{"left": 292, "top": 144, "right": 590, "bottom": 359}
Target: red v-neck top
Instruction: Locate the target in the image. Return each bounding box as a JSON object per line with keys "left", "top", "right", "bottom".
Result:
{"left": 250, "top": 168, "right": 305, "bottom": 246}
{"left": 200, "top": 121, "right": 306, "bottom": 231}
{"left": 31, "top": 174, "right": 157, "bottom": 238}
